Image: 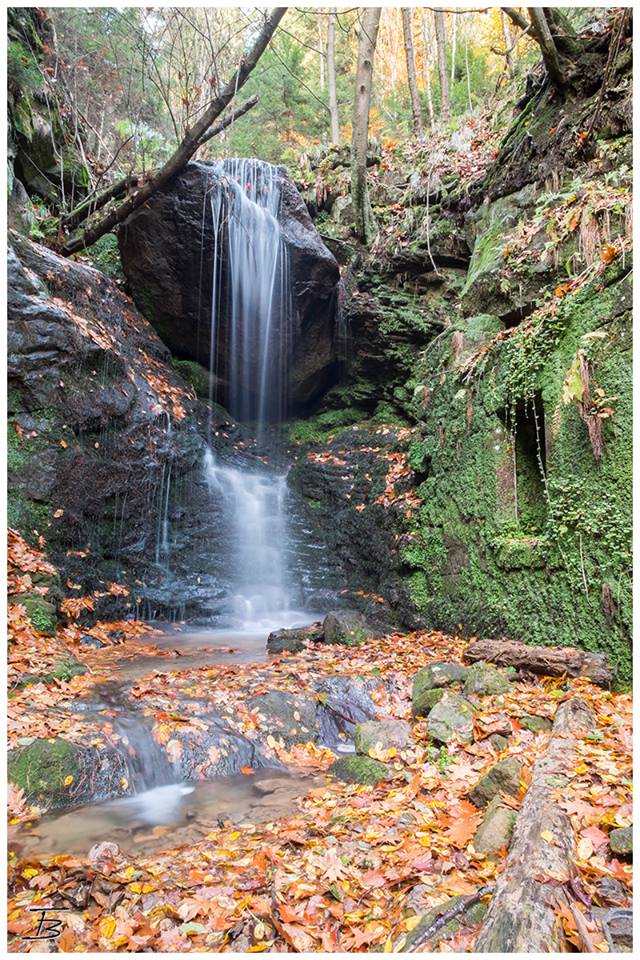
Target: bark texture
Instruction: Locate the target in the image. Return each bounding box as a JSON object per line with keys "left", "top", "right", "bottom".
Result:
{"left": 433, "top": 10, "right": 450, "bottom": 122}
{"left": 351, "top": 7, "right": 381, "bottom": 244}
{"left": 402, "top": 9, "right": 424, "bottom": 136}
{"left": 475, "top": 698, "right": 595, "bottom": 952}
{"left": 327, "top": 8, "right": 340, "bottom": 144}
{"left": 463, "top": 638, "right": 612, "bottom": 687}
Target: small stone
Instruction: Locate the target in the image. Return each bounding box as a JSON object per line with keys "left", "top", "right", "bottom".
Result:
{"left": 252, "top": 778, "right": 284, "bottom": 796}
{"left": 594, "top": 907, "right": 633, "bottom": 951}
{"left": 463, "top": 662, "right": 511, "bottom": 696}
{"left": 329, "top": 755, "right": 387, "bottom": 785}
{"left": 473, "top": 797, "right": 516, "bottom": 856}
{"left": 354, "top": 719, "right": 411, "bottom": 755}
{"left": 489, "top": 733, "right": 509, "bottom": 753}
{"left": 267, "top": 622, "right": 323, "bottom": 654}
{"left": 427, "top": 694, "right": 475, "bottom": 744}
{"left": 323, "top": 610, "right": 369, "bottom": 646}
{"left": 519, "top": 714, "right": 552, "bottom": 734}
{"left": 412, "top": 664, "right": 467, "bottom": 716}
{"left": 595, "top": 877, "right": 630, "bottom": 908}
{"left": 469, "top": 757, "right": 522, "bottom": 807}
{"left": 609, "top": 826, "right": 633, "bottom": 856}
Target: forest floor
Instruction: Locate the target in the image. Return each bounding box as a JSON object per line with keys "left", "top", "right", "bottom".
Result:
{"left": 7, "top": 535, "right": 633, "bottom": 953}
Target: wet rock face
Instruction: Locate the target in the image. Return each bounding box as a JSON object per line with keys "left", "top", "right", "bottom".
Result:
{"left": 118, "top": 161, "right": 341, "bottom": 413}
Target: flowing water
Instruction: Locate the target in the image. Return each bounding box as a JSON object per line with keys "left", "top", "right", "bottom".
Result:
{"left": 10, "top": 161, "right": 337, "bottom": 855}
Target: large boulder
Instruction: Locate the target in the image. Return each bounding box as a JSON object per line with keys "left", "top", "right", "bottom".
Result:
{"left": 118, "top": 160, "right": 340, "bottom": 412}
{"left": 267, "top": 622, "right": 323, "bottom": 655}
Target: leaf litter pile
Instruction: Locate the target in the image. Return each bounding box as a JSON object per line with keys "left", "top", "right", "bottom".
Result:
{"left": 8, "top": 557, "right": 632, "bottom": 955}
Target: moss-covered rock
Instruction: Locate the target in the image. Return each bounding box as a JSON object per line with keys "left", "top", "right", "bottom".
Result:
{"left": 8, "top": 738, "right": 85, "bottom": 804}
{"left": 171, "top": 359, "right": 211, "bottom": 398}
{"left": 323, "top": 610, "right": 369, "bottom": 647}
{"left": 519, "top": 714, "right": 553, "bottom": 734}
{"left": 427, "top": 694, "right": 475, "bottom": 745}
{"left": 354, "top": 719, "right": 411, "bottom": 756}
{"left": 609, "top": 826, "right": 632, "bottom": 856}
{"left": 469, "top": 757, "right": 522, "bottom": 807}
{"left": 472, "top": 797, "right": 517, "bottom": 856}
{"left": 412, "top": 685, "right": 445, "bottom": 717}
{"left": 329, "top": 754, "right": 387, "bottom": 785}
{"left": 463, "top": 662, "right": 511, "bottom": 697}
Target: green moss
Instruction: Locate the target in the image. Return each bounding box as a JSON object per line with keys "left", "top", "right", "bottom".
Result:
{"left": 8, "top": 738, "right": 83, "bottom": 803}
{"left": 287, "top": 407, "right": 363, "bottom": 445}
{"left": 7, "top": 422, "right": 30, "bottom": 471}
{"left": 171, "top": 358, "right": 211, "bottom": 398}
{"left": 89, "top": 234, "right": 123, "bottom": 279}
{"left": 329, "top": 755, "right": 387, "bottom": 785}
{"left": 8, "top": 492, "right": 51, "bottom": 543}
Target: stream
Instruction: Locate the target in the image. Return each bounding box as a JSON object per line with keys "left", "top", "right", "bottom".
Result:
{"left": 12, "top": 158, "right": 340, "bottom": 862}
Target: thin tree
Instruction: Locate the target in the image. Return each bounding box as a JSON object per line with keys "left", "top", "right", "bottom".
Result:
{"left": 62, "top": 8, "right": 286, "bottom": 255}
{"left": 401, "top": 9, "right": 424, "bottom": 137}
{"left": 433, "top": 10, "right": 450, "bottom": 123}
{"left": 327, "top": 7, "right": 340, "bottom": 144}
{"left": 421, "top": 10, "right": 435, "bottom": 129}
{"left": 351, "top": 6, "right": 381, "bottom": 245}
{"left": 501, "top": 10, "right": 515, "bottom": 77}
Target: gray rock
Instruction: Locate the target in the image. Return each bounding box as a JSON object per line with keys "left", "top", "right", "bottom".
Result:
{"left": 173, "top": 711, "right": 277, "bottom": 780}
{"left": 267, "top": 621, "right": 323, "bottom": 654}
{"left": 354, "top": 719, "right": 411, "bottom": 756}
{"left": 595, "top": 877, "right": 630, "bottom": 908}
{"left": 314, "top": 675, "right": 379, "bottom": 744}
{"left": 609, "top": 826, "right": 633, "bottom": 856}
{"left": 328, "top": 755, "right": 387, "bottom": 785}
{"left": 489, "top": 733, "right": 509, "bottom": 753}
{"left": 323, "top": 609, "right": 369, "bottom": 646}
{"left": 469, "top": 757, "right": 522, "bottom": 807}
{"left": 595, "top": 908, "right": 633, "bottom": 951}
{"left": 463, "top": 662, "right": 511, "bottom": 696}
{"left": 473, "top": 797, "right": 516, "bottom": 856}
{"left": 119, "top": 160, "right": 340, "bottom": 410}
{"left": 427, "top": 694, "right": 475, "bottom": 744}
{"left": 412, "top": 662, "right": 467, "bottom": 716}
{"left": 246, "top": 690, "right": 319, "bottom": 746}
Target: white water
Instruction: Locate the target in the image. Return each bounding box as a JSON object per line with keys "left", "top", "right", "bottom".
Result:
{"left": 204, "top": 159, "right": 314, "bottom": 631}
{"left": 204, "top": 448, "right": 311, "bottom": 630}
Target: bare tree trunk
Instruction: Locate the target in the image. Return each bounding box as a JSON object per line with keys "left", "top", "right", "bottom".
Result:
{"left": 351, "top": 7, "right": 381, "bottom": 245}
{"left": 527, "top": 7, "right": 565, "bottom": 88}
{"left": 327, "top": 7, "right": 340, "bottom": 144}
{"left": 62, "top": 8, "right": 286, "bottom": 255}
{"left": 433, "top": 10, "right": 450, "bottom": 123}
{"left": 501, "top": 11, "right": 515, "bottom": 76}
{"left": 421, "top": 10, "right": 435, "bottom": 128}
{"left": 317, "top": 10, "right": 325, "bottom": 92}
{"left": 401, "top": 9, "right": 424, "bottom": 137}
{"left": 450, "top": 10, "right": 457, "bottom": 83}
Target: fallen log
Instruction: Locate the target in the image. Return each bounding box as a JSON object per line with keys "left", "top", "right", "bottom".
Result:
{"left": 463, "top": 637, "right": 612, "bottom": 687}
{"left": 474, "top": 697, "right": 595, "bottom": 952}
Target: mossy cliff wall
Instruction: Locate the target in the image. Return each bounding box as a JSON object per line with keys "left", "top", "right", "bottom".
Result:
{"left": 291, "top": 19, "right": 632, "bottom": 682}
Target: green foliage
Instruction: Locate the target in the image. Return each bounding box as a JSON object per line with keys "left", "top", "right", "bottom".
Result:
{"left": 89, "top": 234, "right": 123, "bottom": 279}
{"left": 7, "top": 40, "right": 42, "bottom": 94}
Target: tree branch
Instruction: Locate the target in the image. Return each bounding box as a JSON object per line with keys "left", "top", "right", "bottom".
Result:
{"left": 62, "top": 8, "right": 286, "bottom": 255}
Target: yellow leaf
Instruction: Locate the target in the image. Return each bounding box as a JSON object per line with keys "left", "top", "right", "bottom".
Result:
{"left": 63, "top": 775, "right": 74, "bottom": 786}
{"left": 384, "top": 936, "right": 396, "bottom": 952}
{"left": 540, "top": 830, "right": 554, "bottom": 843}
{"left": 248, "top": 945, "right": 269, "bottom": 952}
{"left": 229, "top": 831, "right": 241, "bottom": 841}
{"left": 405, "top": 915, "right": 421, "bottom": 932}
{"left": 100, "top": 916, "right": 116, "bottom": 939}
{"left": 22, "top": 867, "right": 38, "bottom": 879}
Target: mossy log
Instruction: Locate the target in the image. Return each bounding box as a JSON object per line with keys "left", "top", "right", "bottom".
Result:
{"left": 474, "top": 698, "right": 595, "bottom": 952}
{"left": 463, "top": 638, "right": 612, "bottom": 687}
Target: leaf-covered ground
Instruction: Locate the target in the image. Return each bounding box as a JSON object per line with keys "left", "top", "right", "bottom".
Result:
{"left": 8, "top": 536, "right": 632, "bottom": 953}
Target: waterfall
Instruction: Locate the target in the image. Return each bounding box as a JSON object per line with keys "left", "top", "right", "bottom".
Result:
{"left": 203, "top": 159, "right": 312, "bottom": 630}
{"left": 207, "top": 158, "right": 292, "bottom": 432}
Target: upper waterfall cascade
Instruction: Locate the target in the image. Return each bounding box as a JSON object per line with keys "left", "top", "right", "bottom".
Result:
{"left": 206, "top": 158, "right": 292, "bottom": 431}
